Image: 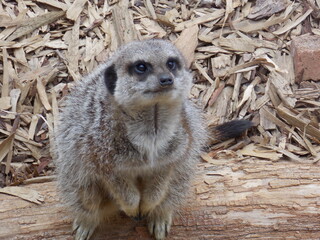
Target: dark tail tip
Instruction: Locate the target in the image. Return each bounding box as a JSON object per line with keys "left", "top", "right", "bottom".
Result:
{"left": 213, "top": 119, "right": 253, "bottom": 141}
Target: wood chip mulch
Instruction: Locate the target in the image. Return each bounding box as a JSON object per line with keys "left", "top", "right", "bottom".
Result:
{"left": 0, "top": 0, "right": 319, "bottom": 187}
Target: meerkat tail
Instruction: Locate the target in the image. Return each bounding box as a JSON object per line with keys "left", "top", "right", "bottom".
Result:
{"left": 208, "top": 119, "right": 252, "bottom": 144}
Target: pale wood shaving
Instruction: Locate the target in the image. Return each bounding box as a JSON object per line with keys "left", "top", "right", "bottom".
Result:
{"left": 248, "top": 0, "right": 288, "bottom": 20}
{"left": 66, "top": 0, "right": 86, "bottom": 21}
{"left": 7, "top": 11, "right": 65, "bottom": 41}
{"left": 0, "top": 186, "right": 44, "bottom": 204}
{"left": 273, "top": 8, "right": 313, "bottom": 35}
{"left": 0, "top": 0, "right": 318, "bottom": 188}
{"left": 174, "top": 25, "right": 199, "bottom": 67}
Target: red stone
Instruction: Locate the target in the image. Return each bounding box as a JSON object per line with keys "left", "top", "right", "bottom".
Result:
{"left": 291, "top": 34, "right": 320, "bottom": 82}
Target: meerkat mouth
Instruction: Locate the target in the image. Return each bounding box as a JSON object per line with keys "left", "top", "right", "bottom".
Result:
{"left": 143, "top": 87, "right": 175, "bottom": 94}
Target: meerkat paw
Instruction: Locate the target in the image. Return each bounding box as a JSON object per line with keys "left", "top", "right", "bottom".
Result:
{"left": 147, "top": 212, "right": 172, "bottom": 240}
{"left": 140, "top": 191, "right": 166, "bottom": 217}
{"left": 140, "top": 201, "right": 154, "bottom": 218}
{"left": 119, "top": 197, "right": 140, "bottom": 218}
{"left": 118, "top": 194, "right": 140, "bottom": 218}
{"left": 121, "top": 204, "right": 140, "bottom": 218}
{"left": 73, "top": 219, "right": 97, "bottom": 240}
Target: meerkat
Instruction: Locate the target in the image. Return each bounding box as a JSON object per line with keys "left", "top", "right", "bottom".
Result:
{"left": 54, "top": 39, "right": 251, "bottom": 240}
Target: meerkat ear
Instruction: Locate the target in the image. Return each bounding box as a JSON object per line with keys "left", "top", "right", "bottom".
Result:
{"left": 104, "top": 64, "right": 117, "bottom": 95}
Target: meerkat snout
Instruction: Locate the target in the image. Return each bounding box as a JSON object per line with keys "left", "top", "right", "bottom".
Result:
{"left": 159, "top": 73, "right": 174, "bottom": 87}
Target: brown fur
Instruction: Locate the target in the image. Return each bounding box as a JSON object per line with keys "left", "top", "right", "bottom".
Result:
{"left": 54, "top": 39, "right": 251, "bottom": 240}
{"left": 54, "top": 40, "right": 206, "bottom": 240}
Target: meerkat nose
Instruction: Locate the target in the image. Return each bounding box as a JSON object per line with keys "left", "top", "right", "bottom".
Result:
{"left": 159, "top": 73, "right": 174, "bottom": 87}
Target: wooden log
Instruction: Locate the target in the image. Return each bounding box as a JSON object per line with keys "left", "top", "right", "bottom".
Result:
{"left": 1, "top": 158, "right": 320, "bottom": 240}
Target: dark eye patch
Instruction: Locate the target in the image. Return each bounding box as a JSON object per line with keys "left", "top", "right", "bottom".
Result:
{"left": 166, "top": 57, "right": 180, "bottom": 71}
{"left": 135, "top": 62, "right": 148, "bottom": 74}
{"left": 128, "top": 60, "right": 152, "bottom": 76}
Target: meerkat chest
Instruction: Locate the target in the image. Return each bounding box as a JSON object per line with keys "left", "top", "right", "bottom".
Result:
{"left": 124, "top": 108, "right": 180, "bottom": 165}
{"left": 126, "top": 122, "right": 176, "bottom": 163}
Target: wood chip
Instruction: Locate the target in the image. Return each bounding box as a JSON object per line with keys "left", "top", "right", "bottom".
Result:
{"left": 2, "top": 48, "right": 10, "bottom": 97}
{"left": 112, "top": 0, "right": 139, "bottom": 46}
{"left": 239, "top": 143, "right": 283, "bottom": 161}
{"left": 36, "top": 78, "right": 52, "bottom": 111}
{"left": 0, "top": 0, "right": 319, "bottom": 187}
{"left": 276, "top": 105, "right": 320, "bottom": 141}
{"left": 0, "top": 186, "right": 44, "bottom": 204}
{"left": 35, "top": 0, "right": 68, "bottom": 11}
{"left": 174, "top": 25, "right": 199, "bottom": 68}
{"left": 273, "top": 8, "right": 313, "bottom": 35}
{"left": 248, "top": 0, "right": 288, "bottom": 20}
{"left": 66, "top": 0, "right": 86, "bottom": 21}
{"left": 0, "top": 134, "right": 15, "bottom": 163}
{"left": 7, "top": 11, "right": 65, "bottom": 41}
{"left": 175, "top": 9, "right": 225, "bottom": 32}
{"left": 0, "top": 97, "right": 11, "bottom": 110}
{"left": 232, "top": 3, "right": 294, "bottom": 33}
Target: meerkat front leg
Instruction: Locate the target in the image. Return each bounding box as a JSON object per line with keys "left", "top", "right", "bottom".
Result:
{"left": 147, "top": 204, "right": 173, "bottom": 240}
{"left": 140, "top": 167, "right": 173, "bottom": 217}
{"left": 73, "top": 199, "right": 119, "bottom": 240}
{"left": 106, "top": 174, "right": 141, "bottom": 218}
{"left": 73, "top": 176, "right": 140, "bottom": 239}
{"left": 146, "top": 164, "right": 192, "bottom": 240}
{"left": 73, "top": 216, "right": 98, "bottom": 240}
{"left": 71, "top": 185, "right": 107, "bottom": 240}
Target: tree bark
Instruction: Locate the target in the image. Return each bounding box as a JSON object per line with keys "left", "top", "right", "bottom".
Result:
{"left": 1, "top": 158, "right": 320, "bottom": 240}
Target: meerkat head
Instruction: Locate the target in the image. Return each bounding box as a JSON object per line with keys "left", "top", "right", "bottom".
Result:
{"left": 104, "top": 39, "right": 192, "bottom": 108}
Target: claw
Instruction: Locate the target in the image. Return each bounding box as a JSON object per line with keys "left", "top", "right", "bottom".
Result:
{"left": 73, "top": 219, "right": 97, "bottom": 240}
{"left": 154, "top": 221, "right": 166, "bottom": 239}
{"left": 165, "top": 223, "right": 170, "bottom": 237}
{"left": 72, "top": 222, "right": 80, "bottom": 235}
{"left": 133, "top": 211, "right": 145, "bottom": 221}
{"left": 148, "top": 221, "right": 155, "bottom": 236}
{"left": 147, "top": 214, "right": 172, "bottom": 240}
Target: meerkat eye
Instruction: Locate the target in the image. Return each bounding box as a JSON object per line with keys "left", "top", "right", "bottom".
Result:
{"left": 135, "top": 63, "right": 148, "bottom": 74}
{"left": 128, "top": 61, "right": 152, "bottom": 76}
{"left": 166, "top": 59, "right": 178, "bottom": 71}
